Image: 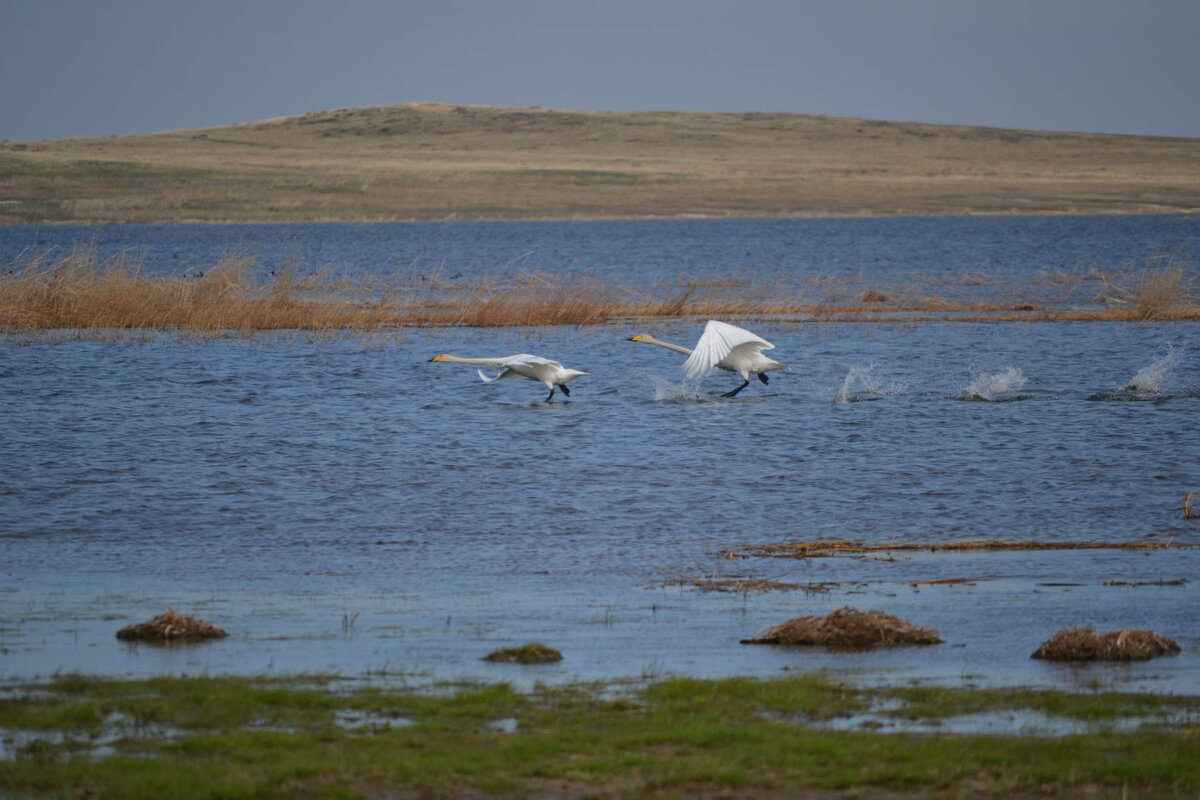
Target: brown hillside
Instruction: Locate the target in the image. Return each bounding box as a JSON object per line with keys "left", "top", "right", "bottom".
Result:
{"left": 2, "top": 103, "right": 1198, "bottom": 224}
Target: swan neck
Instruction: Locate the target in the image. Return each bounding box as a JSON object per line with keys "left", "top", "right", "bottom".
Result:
{"left": 640, "top": 336, "right": 693, "bottom": 356}
{"left": 437, "top": 355, "right": 495, "bottom": 365}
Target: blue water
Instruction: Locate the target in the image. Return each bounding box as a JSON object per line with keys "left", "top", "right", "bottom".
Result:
{"left": 1, "top": 216, "right": 1199, "bottom": 692}
{"left": 3, "top": 215, "right": 1197, "bottom": 288}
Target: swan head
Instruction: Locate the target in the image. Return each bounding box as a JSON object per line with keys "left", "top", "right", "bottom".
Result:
{"left": 428, "top": 354, "right": 446, "bottom": 362}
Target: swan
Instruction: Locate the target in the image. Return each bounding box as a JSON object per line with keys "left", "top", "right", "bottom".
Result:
{"left": 428, "top": 353, "right": 587, "bottom": 401}
{"left": 627, "top": 319, "right": 785, "bottom": 397}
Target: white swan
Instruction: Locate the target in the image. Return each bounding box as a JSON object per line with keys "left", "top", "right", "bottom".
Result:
{"left": 627, "top": 320, "right": 785, "bottom": 397}
{"left": 428, "top": 353, "right": 587, "bottom": 402}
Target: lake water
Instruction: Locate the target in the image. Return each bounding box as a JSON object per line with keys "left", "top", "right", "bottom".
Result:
{"left": 2, "top": 216, "right": 1198, "bottom": 693}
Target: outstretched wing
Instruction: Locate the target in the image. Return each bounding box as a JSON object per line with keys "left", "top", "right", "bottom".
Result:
{"left": 682, "top": 320, "right": 774, "bottom": 379}
{"left": 501, "top": 354, "right": 562, "bottom": 369}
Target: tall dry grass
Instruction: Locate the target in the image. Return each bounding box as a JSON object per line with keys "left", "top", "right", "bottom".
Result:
{"left": 2, "top": 248, "right": 1197, "bottom": 337}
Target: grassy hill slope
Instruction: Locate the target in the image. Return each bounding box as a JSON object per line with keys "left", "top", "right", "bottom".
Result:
{"left": 2, "top": 103, "right": 1199, "bottom": 224}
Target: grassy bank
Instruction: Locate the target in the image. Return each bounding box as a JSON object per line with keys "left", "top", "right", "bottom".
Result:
{"left": 2, "top": 103, "right": 1200, "bottom": 223}
{"left": 1, "top": 673, "right": 1197, "bottom": 799}
{"left": 2, "top": 248, "right": 1198, "bottom": 336}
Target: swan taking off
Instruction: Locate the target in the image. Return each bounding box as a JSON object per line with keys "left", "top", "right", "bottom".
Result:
{"left": 627, "top": 319, "right": 785, "bottom": 397}
{"left": 428, "top": 353, "right": 587, "bottom": 402}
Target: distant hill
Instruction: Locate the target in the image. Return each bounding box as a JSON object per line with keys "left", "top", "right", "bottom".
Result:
{"left": 2, "top": 103, "right": 1198, "bottom": 224}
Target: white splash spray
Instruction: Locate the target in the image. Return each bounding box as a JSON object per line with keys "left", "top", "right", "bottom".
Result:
{"left": 958, "top": 366, "right": 1027, "bottom": 401}
{"left": 1125, "top": 346, "right": 1182, "bottom": 394}
{"left": 650, "top": 376, "right": 704, "bottom": 402}
{"left": 833, "top": 364, "right": 897, "bottom": 403}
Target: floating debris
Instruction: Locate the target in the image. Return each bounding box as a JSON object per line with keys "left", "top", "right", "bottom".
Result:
{"left": 909, "top": 578, "right": 976, "bottom": 586}
{"left": 741, "top": 606, "right": 942, "bottom": 647}
{"left": 1031, "top": 627, "right": 1181, "bottom": 661}
{"left": 115, "top": 608, "right": 227, "bottom": 642}
{"left": 483, "top": 643, "right": 563, "bottom": 664}
{"left": 650, "top": 566, "right": 834, "bottom": 594}
{"left": 1102, "top": 579, "right": 1187, "bottom": 587}
{"left": 1185, "top": 491, "right": 1198, "bottom": 520}
{"left": 736, "top": 538, "right": 1183, "bottom": 560}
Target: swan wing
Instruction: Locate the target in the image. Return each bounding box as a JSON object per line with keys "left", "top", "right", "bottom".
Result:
{"left": 476, "top": 367, "right": 527, "bottom": 383}
{"left": 501, "top": 354, "right": 562, "bottom": 368}
{"left": 682, "top": 320, "right": 774, "bottom": 379}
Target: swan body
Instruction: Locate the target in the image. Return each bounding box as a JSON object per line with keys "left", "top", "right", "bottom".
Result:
{"left": 628, "top": 320, "right": 785, "bottom": 397}
{"left": 428, "top": 353, "right": 586, "bottom": 401}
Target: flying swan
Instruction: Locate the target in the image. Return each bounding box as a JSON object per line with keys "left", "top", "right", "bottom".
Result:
{"left": 627, "top": 319, "right": 785, "bottom": 397}
{"left": 428, "top": 353, "right": 587, "bottom": 401}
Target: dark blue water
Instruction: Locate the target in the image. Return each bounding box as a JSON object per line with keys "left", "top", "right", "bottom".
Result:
{"left": 1, "top": 217, "right": 1199, "bottom": 692}
{"left": 3, "top": 215, "right": 1197, "bottom": 287}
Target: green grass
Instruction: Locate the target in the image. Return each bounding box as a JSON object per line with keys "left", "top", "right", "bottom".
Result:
{"left": 2, "top": 673, "right": 1198, "bottom": 798}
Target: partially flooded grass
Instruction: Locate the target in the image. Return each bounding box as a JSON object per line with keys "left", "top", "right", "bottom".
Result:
{"left": 2, "top": 673, "right": 1198, "bottom": 799}
{"left": 732, "top": 537, "right": 1187, "bottom": 560}
{"left": 2, "top": 248, "right": 1197, "bottom": 337}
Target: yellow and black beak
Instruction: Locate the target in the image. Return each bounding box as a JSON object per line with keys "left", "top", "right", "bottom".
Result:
{"left": 627, "top": 335, "right": 643, "bottom": 342}
{"left": 428, "top": 355, "right": 444, "bottom": 362}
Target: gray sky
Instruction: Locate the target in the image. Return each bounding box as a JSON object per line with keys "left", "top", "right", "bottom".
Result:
{"left": 3, "top": 0, "right": 1198, "bottom": 141}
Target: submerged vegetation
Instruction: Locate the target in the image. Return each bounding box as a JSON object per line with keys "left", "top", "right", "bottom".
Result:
{"left": 730, "top": 537, "right": 1187, "bottom": 561}
{"left": 1, "top": 673, "right": 1198, "bottom": 799}
{"left": 1, "top": 247, "right": 1198, "bottom": 336}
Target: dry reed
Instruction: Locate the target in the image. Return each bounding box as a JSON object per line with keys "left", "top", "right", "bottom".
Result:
{"left": 1031, "top": 627, "right": 1181, "bottom": 661}
{"left": 736, "top": 538, "right": 1183, "bottom": 560}
{"left": 115, "top": 607, "right": 228, "bottom": 642}
{"left": 741, "top": 606, "right": 942, "bottom": 647}
{"left": 2, "top": 248, "right": 1197, "bottom": 335}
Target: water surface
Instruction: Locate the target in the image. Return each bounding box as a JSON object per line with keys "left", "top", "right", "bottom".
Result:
{"left": 2, "top": 318, "right": 1197, "bottom": 691}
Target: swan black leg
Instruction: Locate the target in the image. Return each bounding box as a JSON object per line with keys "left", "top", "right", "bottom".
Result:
{"left": 722, "top": 379, "right": 751, "bottom": 398}
{"left": 758, "top": 373, "right": 769, "bottom": 384}
{"left": 560, "top": 384, "right": 571, "bottom": 397}
{"left": 545, "top": 387, "right": 556, "bottom": 402}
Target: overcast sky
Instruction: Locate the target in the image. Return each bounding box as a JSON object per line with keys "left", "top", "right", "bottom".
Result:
{"left": 3, "top": 0, "right": 1198, "bottom": 141}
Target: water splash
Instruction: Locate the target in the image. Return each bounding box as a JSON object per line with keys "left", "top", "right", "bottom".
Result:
{"left": 1124, "top": 346, "right": 1182, "bottom": 394}
{"left": 833, "top": 364, "right": 897, "bottom": 403}
{"left": 650, "top": 376, "right": 704, "bottom": 402}
{"left": 957, "top": 366, "right": 1027, "bottom": 401}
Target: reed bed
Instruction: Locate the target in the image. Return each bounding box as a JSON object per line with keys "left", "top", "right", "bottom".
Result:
{"left": 2, "top": 248, "right": 1197, "bottom": 336}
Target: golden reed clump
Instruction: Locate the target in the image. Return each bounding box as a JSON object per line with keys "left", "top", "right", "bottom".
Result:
{"left": 2, "top": 247, "right": 1196, "bottom": 336}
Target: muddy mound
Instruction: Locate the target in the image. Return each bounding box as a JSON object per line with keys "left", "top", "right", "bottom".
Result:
{"left": 116, "top": 608, "right": 228, "bottom": 642}
{"left": 741, "top": 606, "right": 942, "bottom": 647}
{"left": 1031, "top": 627, "right": 1180, "bottom": 661}
{"left": 483, "top": 643, "right": 563, "bottom": 664}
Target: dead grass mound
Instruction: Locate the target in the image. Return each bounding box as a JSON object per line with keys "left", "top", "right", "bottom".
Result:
{"left": 116, "top": 608, "right": 228, "bottom": 642}
{"left": 741, "top": 606, "right": 942, "bottom": 647}
{"left": 1031, "top": 627, "right": 1181, "bottom": 661}
{"left": 483, "top": 643, "right": 563, "bottom": 664}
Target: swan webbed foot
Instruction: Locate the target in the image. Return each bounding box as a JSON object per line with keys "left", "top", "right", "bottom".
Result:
{"left": 758, "top": 373, "right": 769, "bottom": 385}
{"left": 722, "top": 380, "right": 751, "bottom": 398}
{"left": 560, "top": 384, "right": 571, "bottom": 397}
